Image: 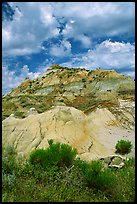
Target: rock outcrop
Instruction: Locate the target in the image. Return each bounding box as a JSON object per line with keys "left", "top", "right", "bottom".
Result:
{"left": 99, "top": 155, "right": 127, "bottom": 169}
{"left": 2, "top": 103, "right": 135, "bottom": 161}
{"left": 2, "top": 106, "right": 92, "bottom": 157}
{"left": 27, "top": 107, "right": 38, "bottom": 116}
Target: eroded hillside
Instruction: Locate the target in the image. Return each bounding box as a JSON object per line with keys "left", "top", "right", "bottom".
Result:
{"left": 2, "top": 64, "right": 135, "bottom": 120}
{"left": 2, "top": 64, "right": 135, "bottom": 160}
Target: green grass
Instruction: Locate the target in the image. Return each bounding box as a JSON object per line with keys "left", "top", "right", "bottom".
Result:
{"left": 2, "top": 143, "right": 135, "bottom": 202}
{"left": 14, "top": 111, "right": 26, "bottom": 118}
{"left": 2, "top": 94, "right": 54, "bottom": 119}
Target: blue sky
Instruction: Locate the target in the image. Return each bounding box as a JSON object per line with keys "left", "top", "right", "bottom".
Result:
{"left": 2, "top": 2, "right": 135, "bottom": 95}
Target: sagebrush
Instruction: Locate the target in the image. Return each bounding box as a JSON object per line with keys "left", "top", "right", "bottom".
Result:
{"left": 115, "top": 139, "right": 132, "bottom": 155}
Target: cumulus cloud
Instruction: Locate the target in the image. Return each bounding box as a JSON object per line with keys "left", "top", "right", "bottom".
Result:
{"left": 56, "top": 2, "right": 135, "bottom": 42}
{"left": 2, "top": 2, "right": 134, "bottom": 57}
{"left": 2, "top": 64, "right": 41, "bottom": 95}
{"left": 77, "top": 35, "right": 92, "bottom": 48}
{"left": 61, "top": 40, "right": 135, "bottom": 78}
{"left": 49, "top": 40, "right": 72, "bottom": 56}
{"left": 2, "top": 2, "right": 60, "bottom": 57}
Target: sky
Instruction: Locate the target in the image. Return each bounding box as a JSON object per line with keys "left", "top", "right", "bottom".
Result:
{"left": 2, "top": 2, "right": 135, "bottom": 95}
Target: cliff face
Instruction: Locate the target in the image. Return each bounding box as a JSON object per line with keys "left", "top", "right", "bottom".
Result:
{"left": 2, "top": 65, "right": 135, "bottom": 160}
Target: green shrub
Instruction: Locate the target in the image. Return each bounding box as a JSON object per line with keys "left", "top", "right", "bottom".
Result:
{"left": 58, "top": 143, "right": 77, "bottom": 167}
{"left": 2, "top": 145, "right": 135, "bottom": 202}
{"left": 82, "top": 160, "right": 116, "bottom": 191}
{"left": 25, "top": 77, "right": 30, "bottom": 80}
{"left": 115, "top": 140, "right": 132, "bottom": 155}
{"left": 84, "top": 160, "right": 102, "bottom": 187}
{"left": 14, "top": 111, "right": 26, "bottom": 118}
{"left": 2, "top": 172, "right": 16, "bottom": 191}
{"left": 82, "top": 78, "right": 86, "bottom": 82}
{"left": 29, "top": 148, "right": 47, "bottom": 167}
{"left": 29, "top": 141, "right": 77, "bottom": 170}
{"left": 51, "top": 64, "right": 63, "bottom": 70}
{"left": 96, "top": 169, "right": 116, "bottom": 191}
{"left": 124, "top": 157, "right": 135, "bottom": 168}
{"left": 3, "top": 144, "right": 16, "bottom": 156}
{"left": 48, "top": 139, "right": 54, "bottom": 146}
{"left": 2, "top": 145, "right": 18, "bottom": 175}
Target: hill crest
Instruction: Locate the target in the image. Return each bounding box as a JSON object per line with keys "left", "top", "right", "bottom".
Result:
{"left": 2, "top": 64, "right": 135, "bottom": 121}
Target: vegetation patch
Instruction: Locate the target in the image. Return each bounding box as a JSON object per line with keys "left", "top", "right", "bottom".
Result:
{"left": 29, "top": 141, "right": 77, "bottom": 169}
{"left": 2, "top": 142, "right": 135, "bottom": 202}
{"left": 14, "top": 111, "right": 26, "bottom": 118}
{"left": 2, "top": 65, "right": 135, "bottom": 119}
{"left": 115, "top": 139, "right": 133, "bottom": 155}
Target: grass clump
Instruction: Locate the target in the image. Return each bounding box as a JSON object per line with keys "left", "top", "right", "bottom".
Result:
{"left": 115, "top": 139, "right": 133, "bottom": 155}
{"left": 14, "top": 111, "right": 26, "bottom": 118}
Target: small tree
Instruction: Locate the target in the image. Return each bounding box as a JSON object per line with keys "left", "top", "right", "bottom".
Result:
{"left": 25, "top": 77, "right": 30, "bottom": 80}
{"left": 82, "top": 78, "right": 86, "bottom": 83}
{"left": 115, "top": 140, "right": 132, "bottom": 155}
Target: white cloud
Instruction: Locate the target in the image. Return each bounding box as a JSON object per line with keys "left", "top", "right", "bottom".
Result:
{"left": 55, "top": 2, "right": 134, "bottom": 42}
{"left": 87, "top": 40, "right": 135, "bottom": 70}
{"left": 2, "top": 2, "right": 60, "bottom": 57}
{"left": 61, "top": 40, "right": 135, "bottom": 78}
{"left": 40, "top": 5, "right": 56, "bottom": 26}
{"left": 2, "top": 64, "right": 41, "bottom": 95}
{"left": 122, "top": 71, "right": 135, "bottom": 79}
{"left": 2, "top": 2, "right": 134, "bottom": 57}
{"left": 2, "top": 2, "right": 135, "bottom": 94}
{"left": 49, "top": 40, "right": 72, "bottom": 57}
{"left": 77, "top": 35, "right": 92, "bottom": 48}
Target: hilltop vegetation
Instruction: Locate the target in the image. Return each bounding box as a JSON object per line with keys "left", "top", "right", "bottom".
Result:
{"left": 2, "top": 64, "right": 135, "bottom": 120}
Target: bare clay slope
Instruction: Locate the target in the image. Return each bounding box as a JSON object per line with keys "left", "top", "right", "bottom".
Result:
{"left": 2, "top": 106, "right": 92, "bottom": 157}
{"left": 2, "top": 101, "right": 135, "bottom": 160}
{"left": 80, "top": 100, "right": 135, "bottom": 161}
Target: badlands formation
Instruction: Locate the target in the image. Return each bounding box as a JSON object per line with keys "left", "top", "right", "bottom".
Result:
{"left": 2, "top": 65, "right": 135, "bottom": 161}
{"left": 2, "top": 100, "right": 135, "bottom": 161}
